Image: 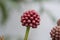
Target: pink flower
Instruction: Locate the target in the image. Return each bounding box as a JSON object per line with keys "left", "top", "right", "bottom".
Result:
{"left": 50, "top": 19, "right": 60, "bottom": 40}
{"left": 21, "top": 10, "right": 40, "bottom": 28}
{"left": 50, "top": 26, "right": 60, "bottom": 40}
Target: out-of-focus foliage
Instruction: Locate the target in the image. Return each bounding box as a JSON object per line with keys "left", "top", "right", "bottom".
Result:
{"left": 11, "top": 0, "right": 24, "bottom": 2}
{"left": 0, "top": 0, "right": 58, "bottom": 25}
{"left": 0, "top": 2, "right": 8, "bottom": 24}
{"left": 0, "top": 0, "right": 58, "bottom": 40}
{"left": 0, "top": 0, "right": 8, "bottom": 25}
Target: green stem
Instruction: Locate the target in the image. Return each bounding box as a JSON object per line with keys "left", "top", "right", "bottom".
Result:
{"left": 24, "top": 26, "right": 30, "bottom": 40}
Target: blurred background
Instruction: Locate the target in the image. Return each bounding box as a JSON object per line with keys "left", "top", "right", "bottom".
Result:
{"left": 0, "top": 0, "right": 60, "bottom": 40}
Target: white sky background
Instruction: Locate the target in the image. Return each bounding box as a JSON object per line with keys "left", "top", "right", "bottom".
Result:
{"left": 0, "top": 0, "right": 60, "bottom": 40}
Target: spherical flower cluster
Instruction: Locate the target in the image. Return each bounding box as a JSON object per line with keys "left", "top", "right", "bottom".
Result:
{"left": 21, "top": 10, "right": 40, "bottom": 28}
{"left": 50, "top": 26, "right": 60, "bottom": 40}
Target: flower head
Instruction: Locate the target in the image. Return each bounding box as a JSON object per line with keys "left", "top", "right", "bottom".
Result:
{"left": 50, "top": 26, "right": 60, "bottom": 40}
{"left": 21, "top": 10, "right": 40, "bottom": 28}
{"left": 50, "top": 19, "right": 60, "bottom": 40}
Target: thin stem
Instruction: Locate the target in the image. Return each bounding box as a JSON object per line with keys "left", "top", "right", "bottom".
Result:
{"left": 24, "top": 26, "right": 30, "bottom": 40}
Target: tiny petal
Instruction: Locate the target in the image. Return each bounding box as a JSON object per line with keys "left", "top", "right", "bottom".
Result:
{"left": 29, "top": 23, "right": 32, "bottom": 27}
{"left": 25, "top": 17, "right": 28, "bottom": 19}
{"left": 30, "top": 17, "right": 33, "bottom": 20}
{"left": 33, "top": 14, "right": 36, "bottom": 17}
{"left": 27, "top": 14, "right": 30, "bottom": 17}
{"left": 25, "top": 23, "right": 28, "bottom": 26}
{"left": 36, "top": 22, "right": 39, "bottom": 25}
{"left": 30, "top": 12, "right": 33, "bottom": 15}
{"left": 27, "top": 20, "right": 31, "bottom": 23}
{"left": 35, "top": 18, "right": 38, "bottom": 21}
{"left": 32, "top": 20, "right": 35, "bottom": 23}
{"left": 23, "top": 20, "right": 26, "bottom": 23}
{"left": 32, "top": 25, "right": 37, "bottom": 28}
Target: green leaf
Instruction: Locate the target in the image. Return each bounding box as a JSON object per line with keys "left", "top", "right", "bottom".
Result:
{"left": 0, "top": 2, "right": 8, "bottom": 25}
{"left": 11, "top": 0, "right": 24, "bottom": 2}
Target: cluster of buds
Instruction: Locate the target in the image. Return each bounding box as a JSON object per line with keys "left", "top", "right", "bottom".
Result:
{"left": 50, "top": 19, "right": 60, "bottom": 40}
{"left": 21, "top": 10, "right": 40, "bottom": 28}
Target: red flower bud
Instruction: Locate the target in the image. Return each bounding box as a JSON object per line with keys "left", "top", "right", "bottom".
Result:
{"left": 21, "top": 10, "right": 40, "bottom": 28}
{"left": 50, "top": 19, "right": 60, "bottom": 40}
{"left": 50, "top": 26, "right": 60, "bottom": 40}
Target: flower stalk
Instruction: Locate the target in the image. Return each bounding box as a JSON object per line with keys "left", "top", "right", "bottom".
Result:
{"left": 24, "top": 26, "right": 30, "bottom": 40}
{"left": 21, "top": 10, "right": 40, "bottom": 40}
